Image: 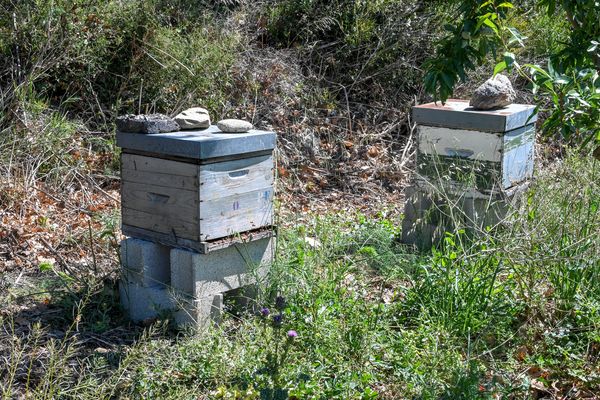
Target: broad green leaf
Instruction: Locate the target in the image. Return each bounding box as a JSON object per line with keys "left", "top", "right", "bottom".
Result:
{"left": 494, "top": 61, "right": 507, "bottom": 75}
{"left": 478, "top": 0, "right": 493, "bottom": 9}
{"left": 525, "top": 64, "right": 551, "bottom": 79}
{"left": 440, "top": 72, "right": 454, "bottom": 89}
{"left": 503, "top": 52, "right": 516, "bottom": 71}
{"left": 497, "top": 2, "right": 514, "bottom": 8}
{"left": 482, "top": 19, "right": 499, "bottom": 35}
{"left": 507, "top": 27, "right": 526, "bottom": 47}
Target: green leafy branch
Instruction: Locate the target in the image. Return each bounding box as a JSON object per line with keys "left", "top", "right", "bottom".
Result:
{"left": 424, "top": 0, "right": 600, "bottom": 148}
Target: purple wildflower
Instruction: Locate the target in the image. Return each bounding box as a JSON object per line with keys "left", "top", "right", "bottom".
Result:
{"left": 287, "top": 330, "right": 298, "bottom": 338}
{"left": 272, "top": 313, "right": 283, "bottom": 327}
{"left": 260, "top": 307, "right": 270, "bottom": 317}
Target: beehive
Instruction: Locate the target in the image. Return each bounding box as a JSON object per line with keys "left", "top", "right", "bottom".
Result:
{"left": 412, "top": 100, "right": 536, "bottom": 193}
{"left": 116, "top": 126, "right": 276, "bottom": 253}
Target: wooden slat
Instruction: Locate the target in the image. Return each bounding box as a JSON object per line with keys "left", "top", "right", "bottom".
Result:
{"left": 122, "top": 225, "right": 274, "bottom": 254}
{"left": 200, "top": 228, "right": 274, "bottom": 253}
{"left": 418, "top": 126, "right": 502, "bottom": 162}
{"left": 121, "top": 153, "right": 198, "bottom": 177}
{"left": 502, "top": 141, "right": 534, "bottom": 188}
{"left": 122, "top": 224, "right": 203, "bottom": 253}
{"left": 122, "top": 208, "right": 199, "bottom": 241}
{"left": 122, "top": 169, "right": 198, "bottom": 190}
{"left": 199, "top": 155, "right": 273, "bottom": 200}
{"left": 121, "top": 181, "right": 199, "bottom": 219}
{"left": 199, "top": 188, "right": 274, "bottom": 241}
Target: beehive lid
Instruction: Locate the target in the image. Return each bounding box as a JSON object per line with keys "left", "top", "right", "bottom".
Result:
{"left": 413, "top": 99, "right": 537, "bottom": 132}
{"left": 116, "top": 125, "right": 276, "bottom": 161}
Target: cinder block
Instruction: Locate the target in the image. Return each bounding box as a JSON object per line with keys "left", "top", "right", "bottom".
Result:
{"left": 119, "top": 280, "right": 176, "bottom": 322}
{"left": 170, "top": 237, "right": 274, "bottom": 299}
{"left": 173, "top": 293, "right": 223, "bottom": 330}
{"left": 401, "top": 182, "right": 528, "bottom": 248}
{"left": 227, "top": 284, "right": 259, "bottom": 312}
{"left": 462, "top": 196, "right": 509, "bottom": 230}
{"left": 401, "top": 218, "right": 444, "bottom": 250}
{"left": 121, "top": 238, "right": 171, "bottom": 287}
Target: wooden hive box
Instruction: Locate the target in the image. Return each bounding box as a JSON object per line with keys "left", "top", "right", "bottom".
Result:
{"left": 412, "top": 100, "right": 537, "bottom": 193}
{"left": 116, "top": 126, "right": 276, "bottom": 253}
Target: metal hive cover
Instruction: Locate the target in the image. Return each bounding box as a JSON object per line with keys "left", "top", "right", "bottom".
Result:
{"left": 413, "top": 99, "right": 537, "bottom": 133}
{"left": 116, "top": 125, "right": 276, "bottom": 161}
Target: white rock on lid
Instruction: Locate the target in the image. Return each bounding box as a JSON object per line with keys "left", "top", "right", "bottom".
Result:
{"left": 470, "top": 74, "right": 516, "bottom": 110}
{"left": 217, "top": 119, "right": 253, "bottom": 133}
{"left": 175, "top": 107, "right": 211, "bottom": 129}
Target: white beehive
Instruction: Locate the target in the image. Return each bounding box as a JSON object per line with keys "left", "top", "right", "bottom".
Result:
{"left": 412, "top": 100, "right": 536, "bottom": 193}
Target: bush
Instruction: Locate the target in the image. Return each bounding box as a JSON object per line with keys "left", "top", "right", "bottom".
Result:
{"left": 0, "top": 0, "right": 241, "bottom": 132}
{"left": 262, "top": 0, "right": 444, "bottom": 106}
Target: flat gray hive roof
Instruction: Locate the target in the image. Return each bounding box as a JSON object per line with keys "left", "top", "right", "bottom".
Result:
{"left": 116, "top": 125, "right": 276, "bottom": 161}
{"left": 413, "top": 99, "right": 537, "bottom": 132}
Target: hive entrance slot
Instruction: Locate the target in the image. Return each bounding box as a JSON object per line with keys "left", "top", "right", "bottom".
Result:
{"left": 229, "top": 169, "right": 249, "bottom": 178}
{"left": 147, "top": 192, "right": 170, "bottom": 204}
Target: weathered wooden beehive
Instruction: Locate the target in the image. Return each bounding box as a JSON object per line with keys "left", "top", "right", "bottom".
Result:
{"left": 412, "top": 99, "right": 536, "bottom": 192}
{"left": 402, "top": 100, "right": 536, "bottom": 248}
{"left": 116, "top": 126, "right": 276, "bottom": 253}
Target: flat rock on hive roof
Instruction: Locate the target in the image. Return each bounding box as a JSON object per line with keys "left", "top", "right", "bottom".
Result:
{"left": 116, "top": 125, "right": 276, "bottom": 161}
{"left": 413, "top": 99, "right": 537, "bottom": 132}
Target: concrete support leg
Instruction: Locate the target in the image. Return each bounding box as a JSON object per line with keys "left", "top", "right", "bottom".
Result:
{"left": 401, "top": 182, "right": 528, "bottom": 249}
{"left": 120, "top": 238, "right": 174, "bottom": 322}
{"left": 121, "top": 238, "right": 171, "bottom": 287}
{"left": 170, "top": 237, "right": 274, "bottom": 329}
{"left": 173, "top": 293, "right": 224, "bottom": 330}
{"left": 119, "top": 280, "right": 176, "bottom": 323}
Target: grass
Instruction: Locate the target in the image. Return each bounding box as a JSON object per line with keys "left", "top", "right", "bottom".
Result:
{"left": 1, "top": 151, "right": 598, "bottom": 399}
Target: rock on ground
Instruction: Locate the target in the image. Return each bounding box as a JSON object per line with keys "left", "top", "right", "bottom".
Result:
{"left": 116, "top": 114, "right": 180, "bottom": 133}
{"left": 174, "top": 107, "right": 211, "bottom": 129}
{"left": 469, "top": 74, "right": 516, "bottom": 110}
{"left": 217, "top": 119, "right": 253, "bottom": 133}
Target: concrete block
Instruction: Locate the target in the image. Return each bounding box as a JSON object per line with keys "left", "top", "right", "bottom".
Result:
{"left": 119, "top": 280, "right": 176, "bottom": 322}
{"left": 401, "top": 218, "right": 445, "bottom": 250}
{"left": 121, "top": 238, "right": 171, "bottom": 287}
{"left": 462, "top": 196, "right": 509, "bottom": 230}
{"left": 401, "top": 182, "right": 528, "bottom": 248}
{"left": 170, "top": 237, "right": 274, "bottom": 299}
{"left": 173, "top": 293, "right": 223, "bottom": 330}
{"left": 227, "top": 284, "right": 259, "bottom": 312}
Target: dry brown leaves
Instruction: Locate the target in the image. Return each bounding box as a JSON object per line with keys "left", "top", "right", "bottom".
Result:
{"left": 0, "top": 180, "right": 120, "bottom": 275}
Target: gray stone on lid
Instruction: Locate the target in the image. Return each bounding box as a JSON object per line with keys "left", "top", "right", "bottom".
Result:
{"left": 116, "top": 114, "right": 180, "bottom": 134}
{"left": 217, "top": 119, "right": 253, "bottom": 133}
{"left": 412, "top": 99, "right": 537, "bottom": 132}
{"left": 175, "top": 107, "right": 211, "bottom": 129}
{"left": 470, "top": 74, "right": 516, "bottom": 110}
{"left": 116, "top": 125, "right": 276, "bottom": 161}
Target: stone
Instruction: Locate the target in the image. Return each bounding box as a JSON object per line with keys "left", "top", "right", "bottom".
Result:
{"left": 174, "top": 107, "right": 211, "bottom": 129}
{"left": 119, "top": 280, "right": 176, "bottom": 322}
{"left": 121, "top": 238, "right": 171, "bottom": 287}
{"left": 170, "top": 237, "right": 273, "bottom": 299}
{"left": 173, "top": 293, "right": 223, "bottom": 330}
{"left": 400, "top": 181, "right": 529, "bottom": 249}
{"left": 217, "top": 119, "right": 253, "bottom": 133}
{"left": 469, "top": 74, "right": 516, "bottom": 110}
{"left": 116, "top": 113, "right": 179, "bottom": 134}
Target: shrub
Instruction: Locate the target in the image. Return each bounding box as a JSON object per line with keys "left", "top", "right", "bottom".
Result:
{"left": 262, "top": 0, "right": 444, "bottom": 106}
